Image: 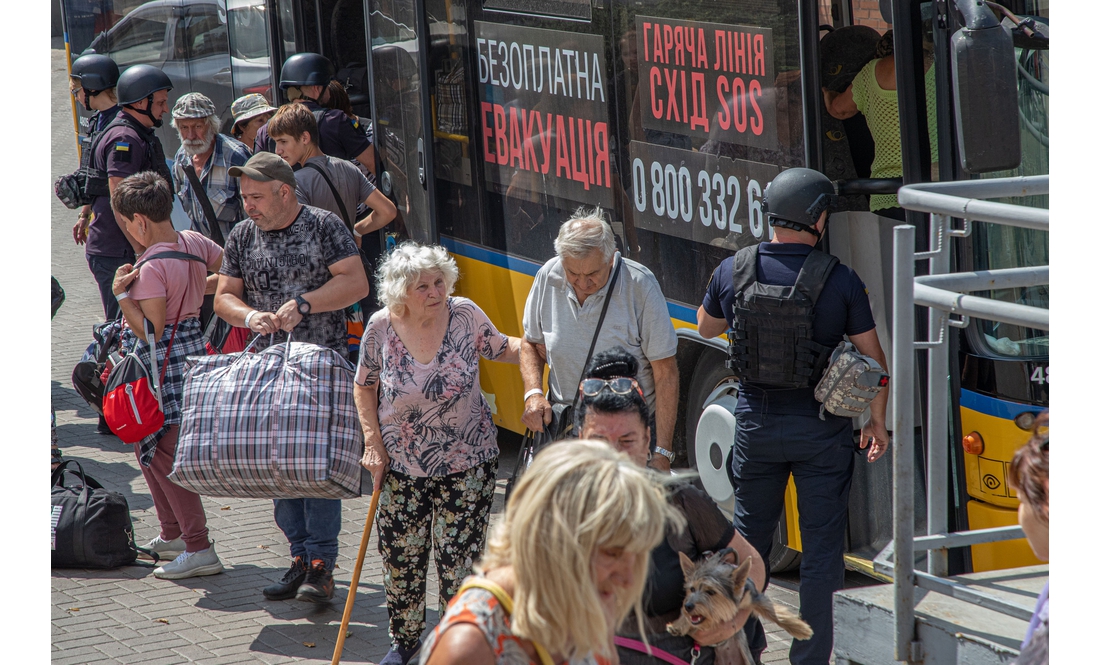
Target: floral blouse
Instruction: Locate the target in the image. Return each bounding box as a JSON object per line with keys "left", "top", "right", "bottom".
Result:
{"left": 356, "top": 297, "right": 509, "bottom": 477}
{"left": 419, "top": 586, "right": 612, "bottom": 665}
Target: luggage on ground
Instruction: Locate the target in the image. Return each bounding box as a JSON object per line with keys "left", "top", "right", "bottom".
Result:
{"left": 170, "top": 338, "right": 364, "bottom": 499}
{"left": 52, "top": 460, "right": 137, "bottom": 569}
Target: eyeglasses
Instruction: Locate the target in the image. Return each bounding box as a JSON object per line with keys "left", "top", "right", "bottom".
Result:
{"left": 579, "top": 377, "right": 643, "bottom": 399}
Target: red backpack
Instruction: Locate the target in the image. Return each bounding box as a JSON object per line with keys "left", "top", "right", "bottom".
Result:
{"left": 102, "top": 251, "right": 205, "bottom": 444}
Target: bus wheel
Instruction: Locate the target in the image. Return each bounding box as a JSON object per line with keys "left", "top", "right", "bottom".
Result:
{"left": 686, "top": 349, "right": 802, "bottom": 574}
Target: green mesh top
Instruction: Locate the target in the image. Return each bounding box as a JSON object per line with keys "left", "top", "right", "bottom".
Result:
{"left": 851, "top": 59, "right": 939, "bottom": 211}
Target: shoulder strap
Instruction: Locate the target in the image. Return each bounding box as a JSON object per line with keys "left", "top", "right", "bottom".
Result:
{"left": 181, "top": 161, "right": 226, "bottom": 246}
{"left": 730, "top": 245, "right": 759, "bottom": 296}
{"left": 573, "top": 255, "right": 623, "bottom": 410}
{"left": 792, "top": 249, "right": 839, "bottom": 305}
{"left": 456, "top": 579, "right": 555, "bottom": 665}
{"left": 135, "top": 250, "right": 206, "bottom": 268}
{"left": 303, "top": 161, "right": 354, "bottom": 231}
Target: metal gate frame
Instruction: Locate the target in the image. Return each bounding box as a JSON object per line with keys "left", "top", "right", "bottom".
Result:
{"left": 878, "top": 175, "right": 1048, "bottom": 663}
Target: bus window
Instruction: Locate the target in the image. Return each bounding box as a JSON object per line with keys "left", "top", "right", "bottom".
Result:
{"left": 969, "top": 3, "right": 1048, "bottom": 359}
{"left": 96, "top": 6, "right": 172, "bottom": 68}
{"left": 226, "top": 0, "right": 273, "bottom": 102}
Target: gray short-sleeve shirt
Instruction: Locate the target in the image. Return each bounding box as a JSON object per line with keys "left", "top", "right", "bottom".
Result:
{"left": 521, "top": 254, "right": 678, "bottom": 409}
{"left": 294, "top": 155, "right": 375, "bottom": 228}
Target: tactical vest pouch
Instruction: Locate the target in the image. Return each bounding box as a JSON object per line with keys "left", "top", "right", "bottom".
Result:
{"left": 726, "top": 245, "right": 839, "bottom": 389}
{"left": 814, "top": 341, "right": 889, "bottom": 420}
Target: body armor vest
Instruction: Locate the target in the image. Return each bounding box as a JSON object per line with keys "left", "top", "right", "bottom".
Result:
{"left": 726, "top": 245, "right": 839, "bottom": 389}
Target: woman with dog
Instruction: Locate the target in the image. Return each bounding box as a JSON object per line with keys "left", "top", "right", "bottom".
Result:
{"left": 419, "top": 439, "right": 680, "bottom": 665}
{"left": 576, "top": 347, "right": 770, "bottom": 665}
{"left": 355, "top": 242, "right": 522, "bottom": 665}
{"left": 1007, "top": 413, "right": 1048, "bottom": 665}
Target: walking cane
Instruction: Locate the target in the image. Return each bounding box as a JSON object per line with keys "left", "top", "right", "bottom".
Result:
{"left": 331, "top": 486, "right": 382, "bottom": 665}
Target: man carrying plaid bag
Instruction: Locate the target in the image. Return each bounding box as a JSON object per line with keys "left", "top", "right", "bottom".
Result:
{"left": 214, "top": 151, "right": 369, "bottom": 602}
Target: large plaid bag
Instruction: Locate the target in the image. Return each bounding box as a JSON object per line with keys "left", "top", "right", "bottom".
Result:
{"left": 169, "top": 338, "right": 364, "bottom": 499}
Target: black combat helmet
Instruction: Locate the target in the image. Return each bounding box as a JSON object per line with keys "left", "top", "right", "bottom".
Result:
{"left": 117, "top": 65, "right": 173, "bottom": 127}
{"left": 763, "top": 168, "right": 837, "bottom": 238}
{"left": 71, "top": 54, "right": 120, "bottom": 91}
{"left": 279, "top": 53, "right": 335, "bottom": 89}
{"left": 117, "top": 65, "right": 173, "bottom": 105}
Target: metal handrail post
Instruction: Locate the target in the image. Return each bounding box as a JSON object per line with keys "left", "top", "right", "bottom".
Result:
{"left": 893, "top": 225, "right": 918, "bottom": 661}
{"left": 927, "top": 215, "right": 950, "bottom": 576}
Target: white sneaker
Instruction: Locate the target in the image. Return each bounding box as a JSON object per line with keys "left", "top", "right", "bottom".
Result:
{"left": 153, "top": 543, "right": 224, "bottom": 580}
{"left": 139, "top": 536, "right": 185, "bottom": 562}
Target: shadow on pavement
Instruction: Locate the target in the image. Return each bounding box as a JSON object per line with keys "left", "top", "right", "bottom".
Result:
{"left": 250, "top": 622, "right": 386, "bottom": 662}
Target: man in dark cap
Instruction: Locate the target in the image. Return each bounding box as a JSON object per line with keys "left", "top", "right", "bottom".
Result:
{"left": 214, "top": 151, "right": 369, "bottom": 604}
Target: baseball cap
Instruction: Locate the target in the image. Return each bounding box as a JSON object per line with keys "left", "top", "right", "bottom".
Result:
{"left": 231, "top": 93, "right": 277, "bottom": 130}
{"left": 171, "top": 92, "right": 216, "bottom": 119}
{"left": 228, "top": 152, "right": 296, "bottom": 189}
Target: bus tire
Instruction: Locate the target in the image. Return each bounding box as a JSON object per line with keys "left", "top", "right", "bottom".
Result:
{"left": 686, "top": 348, "right": 802, "bottom": 574}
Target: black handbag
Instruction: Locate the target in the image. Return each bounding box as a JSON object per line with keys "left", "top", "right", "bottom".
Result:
{"left": 71, "top": 319, "right": 124, "bottom": 416}
{"left": 51, "top": 460, "right": 138, "bottom": 569}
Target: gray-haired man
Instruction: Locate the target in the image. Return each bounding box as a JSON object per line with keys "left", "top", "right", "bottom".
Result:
{"left": 170, "top": 92, "right": 251, "bottom": 243}
{"left": 519, "top": 209, "right": 679, "bottom": 471}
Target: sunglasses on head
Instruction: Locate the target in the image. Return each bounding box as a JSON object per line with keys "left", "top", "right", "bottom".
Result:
{"left": 579, "top": 377, "right": 643, "bottom": 399}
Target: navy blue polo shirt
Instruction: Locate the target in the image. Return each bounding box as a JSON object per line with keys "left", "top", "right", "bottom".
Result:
{"left": 702, "top": 242, "right": 876, "bottom": 415}
{"left": 254, "top": 100, "right": 372, "bottom": 160}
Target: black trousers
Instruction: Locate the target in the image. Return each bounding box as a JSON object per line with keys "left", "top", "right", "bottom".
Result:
{"left": 87, "top": 253, "right": 134, "bottom": 321}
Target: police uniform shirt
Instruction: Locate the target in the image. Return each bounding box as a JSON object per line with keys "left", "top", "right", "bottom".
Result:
{"left": 86, "top": 111, "right": 153, "bottom": 258}
{"left": 254, "top": 100, "right": 372, "bottom": 161}
{"left": 701, "top": 242, "right": 876, "bottom": 416}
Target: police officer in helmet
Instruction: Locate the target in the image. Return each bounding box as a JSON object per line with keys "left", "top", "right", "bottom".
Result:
{"left": 253, "top": 53, "right": 375, "bottom": 170}
{"left": 69, "top": 54, "right": 122, "bottom": 248}
{"left": 82, "top": 64, "right": 174, "bottom": 322}
{"left": 696, "top": 167, "right": 890, "bottom": 665}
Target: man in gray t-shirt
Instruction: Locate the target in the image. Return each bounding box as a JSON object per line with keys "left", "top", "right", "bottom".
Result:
{"left": 520, "top": 211, "right": 679, "bottom": 471}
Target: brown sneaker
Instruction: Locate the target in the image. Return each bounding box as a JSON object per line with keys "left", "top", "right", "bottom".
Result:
{"left": 295, "top": 559, "right": 334, "bottom": 602}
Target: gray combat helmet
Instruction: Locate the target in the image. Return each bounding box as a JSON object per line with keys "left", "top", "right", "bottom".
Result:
{"left": 71, "top": 54, "right": 120, "bottom": 91}
{"left": 762, "top": 168, "right": 837, "bottom": 237}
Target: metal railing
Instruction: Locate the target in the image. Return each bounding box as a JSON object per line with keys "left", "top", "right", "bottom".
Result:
{"left": 882, "top": 175, "right": 1048, "bottom": 662}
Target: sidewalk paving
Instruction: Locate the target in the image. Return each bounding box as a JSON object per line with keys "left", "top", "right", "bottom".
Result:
{"left": 49, "top": 44, "right": 801, "bottom": 664}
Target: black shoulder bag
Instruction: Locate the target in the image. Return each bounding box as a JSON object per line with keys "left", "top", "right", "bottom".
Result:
{"left": 506, "top": 255, "right": 623, "bottom": 499}
{"left": 302, "top": 161, "right": 354, "bottom": 232}
{"left": 180, "top": 161, "right": 232, "bottom": 350}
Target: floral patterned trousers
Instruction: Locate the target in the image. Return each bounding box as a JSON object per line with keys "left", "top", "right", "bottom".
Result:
{"left": 377, "top": 457, "right": 498, "bottom": 650}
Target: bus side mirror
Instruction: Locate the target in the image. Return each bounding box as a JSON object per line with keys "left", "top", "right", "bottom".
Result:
{"left": 951, "top": 6, "right": 1021, "bottom": 174}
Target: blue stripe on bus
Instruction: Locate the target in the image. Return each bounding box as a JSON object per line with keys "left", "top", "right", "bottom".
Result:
{"left": 959, "top": 389, "right": 1040, "bottom": 420}
{"left": 441, "top": 236, "right": 543, "bottom": 277}
{"left": 441, "top": 235, "right": 698, "bottom": 325}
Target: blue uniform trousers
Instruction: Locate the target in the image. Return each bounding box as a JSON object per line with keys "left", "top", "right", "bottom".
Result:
{"left": 730, "top": 411, "right": 854, "bottom": 665}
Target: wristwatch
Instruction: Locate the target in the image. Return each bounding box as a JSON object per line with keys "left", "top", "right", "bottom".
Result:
{"left": 654, "top": 446, "right": 675, "bottom": 463}
{"left": 295, "top": 294, "right": 311, "bottom": 316}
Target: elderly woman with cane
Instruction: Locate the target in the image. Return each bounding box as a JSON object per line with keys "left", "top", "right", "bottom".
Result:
{"left": 421, "top": 439, "right": 681, "bottom": 665}
{"left": 353, "top": 242, "right": 521, "bottom": 665}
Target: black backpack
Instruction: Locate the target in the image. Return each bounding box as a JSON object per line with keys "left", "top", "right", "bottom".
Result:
{"left": 71, "top": 319, "right": 124, "bottom": 416}
{"left": 727, "top": 245, "right": 838, "bottom": 389}
{"left": 51, "top": 460, "right": 138, "bottom": 569}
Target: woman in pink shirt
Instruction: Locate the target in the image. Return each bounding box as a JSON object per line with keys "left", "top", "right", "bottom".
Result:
{"left": 355, "top": 242, "right": 521, "bottom": 665}
{"left": 110, "top": 172, "right": 225, "bottom": 580}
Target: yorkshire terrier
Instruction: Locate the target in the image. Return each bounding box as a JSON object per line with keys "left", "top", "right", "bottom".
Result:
{"left": 668, "top": 548, "right": 813, "bottom": 664}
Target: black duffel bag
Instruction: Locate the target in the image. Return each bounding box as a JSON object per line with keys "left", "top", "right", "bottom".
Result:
{"left": 52, "top": 460, "right": 137, "bottom": 569}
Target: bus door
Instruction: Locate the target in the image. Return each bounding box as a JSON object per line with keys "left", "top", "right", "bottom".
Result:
{"left": 366, "top": 0, "right": 437, "bottom": 243}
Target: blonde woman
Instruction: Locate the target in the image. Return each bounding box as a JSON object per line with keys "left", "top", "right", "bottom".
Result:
{"left": 355, "top": 242, "right": 521, "bottom": 665}
{"left": 420, "top": 439, "right": 682, "bottom": 665}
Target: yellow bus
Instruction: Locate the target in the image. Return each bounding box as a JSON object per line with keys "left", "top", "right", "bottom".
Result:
{"left": 62, "top": 0, "right": 1049, "bottom": 576}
